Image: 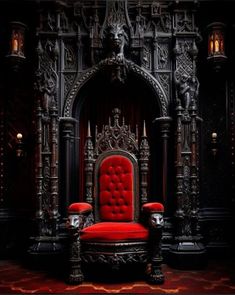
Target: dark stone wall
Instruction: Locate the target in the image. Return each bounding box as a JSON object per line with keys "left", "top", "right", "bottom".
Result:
{"left": 197, "top": 1, "right": 235, "bottom": 254}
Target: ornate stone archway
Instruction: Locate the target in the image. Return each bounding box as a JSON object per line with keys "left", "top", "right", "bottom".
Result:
{"left": 60, "top": 57, "right": 171, "bottom": 223}
{"left": 63, "top": 58, "right": 169, "bottom": 118}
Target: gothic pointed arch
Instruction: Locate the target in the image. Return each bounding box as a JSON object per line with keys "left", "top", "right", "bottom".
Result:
{"left": 63, "top": 59, "right": 169, "bottom": 118}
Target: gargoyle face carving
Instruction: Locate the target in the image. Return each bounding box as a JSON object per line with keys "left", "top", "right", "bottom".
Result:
{"left": 67, "top": 214, "right": 80, "bottom": 229}
{"left": 106, "top": 23, "right": 128, "bottom": 57}
{"left": 149, "top": 213, "right": 164, "bottom": 228}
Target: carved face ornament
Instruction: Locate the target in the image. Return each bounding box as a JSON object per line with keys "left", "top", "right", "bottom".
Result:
{"left": 107, "top": 23, "right": 127, "bottom": 51}
{"left": 67, "top": 214, "right": 80, "bottom": 229}
{"left": 149, "top": 213, "right": 164, "bottom": 228}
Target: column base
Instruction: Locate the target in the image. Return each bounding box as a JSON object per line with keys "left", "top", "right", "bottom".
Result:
{"left": 168, "top": 241, "right": 207, "bottom": 269}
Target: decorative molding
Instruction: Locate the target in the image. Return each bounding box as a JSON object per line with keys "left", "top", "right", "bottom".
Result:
{"left": 174, "top": 10, "right": 194, "bottom": 33}
{"left": 63, "top": 58, "right": 168, "bottom": 117}
{"left": 157, "top": 43, "right": 169, "bottom": 70}
{"left": 64, "top": 43, "right": 77, "bottom": 71}
{"left": 82, "top": 252, "right": 148, "bottom": 264}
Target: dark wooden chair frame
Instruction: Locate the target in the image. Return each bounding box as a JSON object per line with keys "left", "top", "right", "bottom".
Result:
{"left": 67, "top": 108, "right": 164, "bottom": 284}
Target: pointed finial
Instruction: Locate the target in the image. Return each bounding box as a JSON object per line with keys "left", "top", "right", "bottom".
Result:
{"left": 87, "top": 121, "right": 91, "bottom": 137}
{"left": 142, "top": 120, "right": 147, "bottom": 137}
{"left": 136, "top": 124, "right": 139, "bottom": 143}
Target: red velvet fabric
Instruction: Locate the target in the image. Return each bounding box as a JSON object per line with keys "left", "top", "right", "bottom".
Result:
{"left": 68, "top": 202, "right": 92, "bottom": 214}
{"left": 81, "top": 222, "right": 149, "bottom": 242}
{"left": 142, "top": 202, "right": 164, "bottom": 213}
{"left": 99, "top": 155, "right": 134, "bottom": 222}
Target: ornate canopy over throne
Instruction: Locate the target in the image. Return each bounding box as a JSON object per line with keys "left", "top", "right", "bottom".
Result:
{"left": 67, "top": 108, "right": 164, "bottom": 284}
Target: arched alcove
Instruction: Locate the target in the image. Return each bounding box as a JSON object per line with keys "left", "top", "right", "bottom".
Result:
{"left": 60, "top": 70, "right": 167, "bottom": 215}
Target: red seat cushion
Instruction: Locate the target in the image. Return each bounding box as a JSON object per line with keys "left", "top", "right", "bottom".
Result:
{"left": 80, "top": 222, "right": 149, "bottom": 242}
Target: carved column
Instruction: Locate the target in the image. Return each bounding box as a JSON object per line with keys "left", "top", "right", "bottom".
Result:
{"left": 153, "top": 116, "right": 172, "bottom": 251}
{"left": 29, "top": 29, "right": 61, "bottom": 254}
{"left": 154, "top": 117, "right": 172, "bottom": 207}
{"left": 169, "top": 2, "right": 206, "bottom": 268}
{"left": 60, "top": 117, "right": 77, "bottom": 216}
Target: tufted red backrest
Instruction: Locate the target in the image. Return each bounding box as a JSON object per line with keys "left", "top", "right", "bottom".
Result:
{"left": 98, "top": 155, "right": 134, "bottom": 222}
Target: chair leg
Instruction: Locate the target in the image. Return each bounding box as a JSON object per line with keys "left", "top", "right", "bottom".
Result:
{"left": 146, "top": 228, "right": 164, "bottom": 284}
{"left": 146, "top": 257, "right": 164, "bottom": 284}
{"left": 68, "top": 233, "right": 84, "bottom": 284}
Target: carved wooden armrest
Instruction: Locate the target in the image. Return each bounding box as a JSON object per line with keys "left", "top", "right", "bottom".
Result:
{"left": 142, "top": 202, "right": 164, "bottom": 229}
{"left": 67, "top": 202, "right": 94, "bottom": 231}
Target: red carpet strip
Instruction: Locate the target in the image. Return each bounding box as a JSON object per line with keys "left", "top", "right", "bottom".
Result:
{"left": 0, "top": 260, "right": 235, "bottom": 294}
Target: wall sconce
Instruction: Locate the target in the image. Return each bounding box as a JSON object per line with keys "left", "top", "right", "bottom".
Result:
{"left": 207, "top": 22, "right": 227, "bottom": 71}
{"left": 6, "top": 22, "right": 26, "bottom": 71}
{"left": 211, "top": 132, "right": 218, "bottom": 157}
{"left": 16, "top": 133, "right": 24, "bottom": 158}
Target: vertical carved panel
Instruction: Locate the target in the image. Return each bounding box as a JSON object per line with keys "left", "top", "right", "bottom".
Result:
{"left": 63, "top": 40, "right": 77, "bottom": 99}
{"left": 64, "top": 42, "right": 77, "bottom": 71}
{"left": 174, "top": 10, "right": 194, "bottom": 33}
{"left": 171, "top": 4, "right": 205, "bottom": 262}
{"left": 174, "top": 40, "right": 194, "bottom": 78}
{"left": 33, "top": 36, "right": 59, "bottom": 240}
{"left": 142, "top": 44, "right": 151, "bottom": 71}
{"left": 157, "top": 43, "right": 169, "bottom": 70}
{"left": 158, "top": 74, "right": 170, "bottom": 100}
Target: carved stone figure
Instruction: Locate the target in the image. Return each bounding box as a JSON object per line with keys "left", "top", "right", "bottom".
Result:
{"left": 42, "top": 75, "right": 56, "bottom": 113}
{"left": 105, "top": 23, "right": 128, "bottom": 59}
{"left": 174, "top": 72, "right": 199, "bottom": 112}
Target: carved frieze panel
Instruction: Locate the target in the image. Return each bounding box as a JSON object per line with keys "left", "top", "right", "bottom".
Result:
{"left": 64, "top": 41, "right": 77, "bottom": 71}
{"left": 64, "top": 73, "right": 76, "bottom": 99}
{"left": 142, "top": 44, "right": 151, "bottom": 71}
{"left": 42, "top": 11, "right": 57, "bottom": 32}
{"left": 174, "top": 10, "right": 194, "bottom": 33}
{"left": 145, "top": 12, "right": 171, "bottom": 34}
{"left": 174, "top": 40, "right": 194, "bottom": 79}
{"left": 59, "top": 10, "right": 69, "bottom": 32}
{"left": 157, "top": 42, "right": 170, "bottom": 70}
{"left": 82, "top": 252, "right": 148, "bottom": 264}
{"left": 158, "top": 73, "right": 170, "bottom": 101}
{"left": 35, "top": 38, "right": 59, "bottom": 112}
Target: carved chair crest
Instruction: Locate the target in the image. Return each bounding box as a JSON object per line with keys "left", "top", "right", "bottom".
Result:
{"left": 84, "top": 108, "right": 150, "bottom": 205}
{"left": 94, "top": 108, "right": 138, "bottom": 155}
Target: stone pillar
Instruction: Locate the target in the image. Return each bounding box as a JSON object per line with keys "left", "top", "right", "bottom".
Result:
{"left": 168, "top": 2, "right": 207, "bottom": 268}
{"left": 154, "top": 116, "right": 172, "bottom": 253}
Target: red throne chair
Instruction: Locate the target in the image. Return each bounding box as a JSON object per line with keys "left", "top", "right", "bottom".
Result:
{"left": 67, "top": 108, "right": 164, "bottom": 284}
